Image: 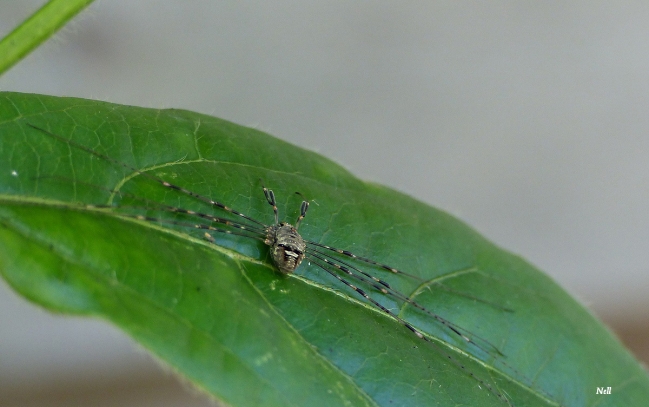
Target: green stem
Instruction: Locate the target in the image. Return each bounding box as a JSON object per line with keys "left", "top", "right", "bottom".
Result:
{"left": 0, "top": 0, "right": 95, "bottom": 76}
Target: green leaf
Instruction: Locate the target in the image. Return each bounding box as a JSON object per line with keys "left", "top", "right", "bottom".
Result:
{"left": 0, "top": 92, "right": 647, "bottom": 407}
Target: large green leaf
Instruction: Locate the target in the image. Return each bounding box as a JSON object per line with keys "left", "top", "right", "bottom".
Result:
{"left": 0, "top": 92, "right": 647, "bottom": 407}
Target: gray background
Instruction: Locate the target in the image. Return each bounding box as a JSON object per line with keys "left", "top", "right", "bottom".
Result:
{"left": 1, "top": 2, "right": 648, "bottom": 406}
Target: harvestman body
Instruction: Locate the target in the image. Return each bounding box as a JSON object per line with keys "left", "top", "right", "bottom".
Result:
{"left": 261, "top": 187, "right": 308, "bottom": 274}
{"left": 26, "top": 124, "right": 519, "bottom": 406}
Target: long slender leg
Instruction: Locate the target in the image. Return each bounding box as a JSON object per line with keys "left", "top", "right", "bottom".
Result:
{"left": 306, "top": 240, "right": 422, "bottom": 280}
{"left": 128, "top": 213, "right": 267, "bottom": 242}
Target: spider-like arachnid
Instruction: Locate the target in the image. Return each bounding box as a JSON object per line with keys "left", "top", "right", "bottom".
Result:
{"left": 26, "top": 123, "right": 522, "bottom": 406}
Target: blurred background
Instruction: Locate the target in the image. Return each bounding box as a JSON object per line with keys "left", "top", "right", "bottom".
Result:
{"left": 1, "top": 1, "right": 648, "bottom": 406}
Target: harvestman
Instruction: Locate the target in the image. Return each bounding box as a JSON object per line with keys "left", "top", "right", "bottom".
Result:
{"left": 27, "top": 124, "right": 517, "bottom": 405}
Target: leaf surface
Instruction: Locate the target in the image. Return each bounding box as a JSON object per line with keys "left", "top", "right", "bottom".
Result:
{"left": 0, "top": 92, "right": 647, "bottom": 407}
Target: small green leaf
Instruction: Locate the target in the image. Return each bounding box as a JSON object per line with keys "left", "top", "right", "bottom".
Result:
{"left": 0, "top": 92, "right": 647, "bottom": 407}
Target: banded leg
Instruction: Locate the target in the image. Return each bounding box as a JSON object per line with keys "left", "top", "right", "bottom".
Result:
{"left": 128, "top": 213, "right": 267, "bottom": 242}
{"left": 307, "top": 240, "right": 422, "bottom": 280}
